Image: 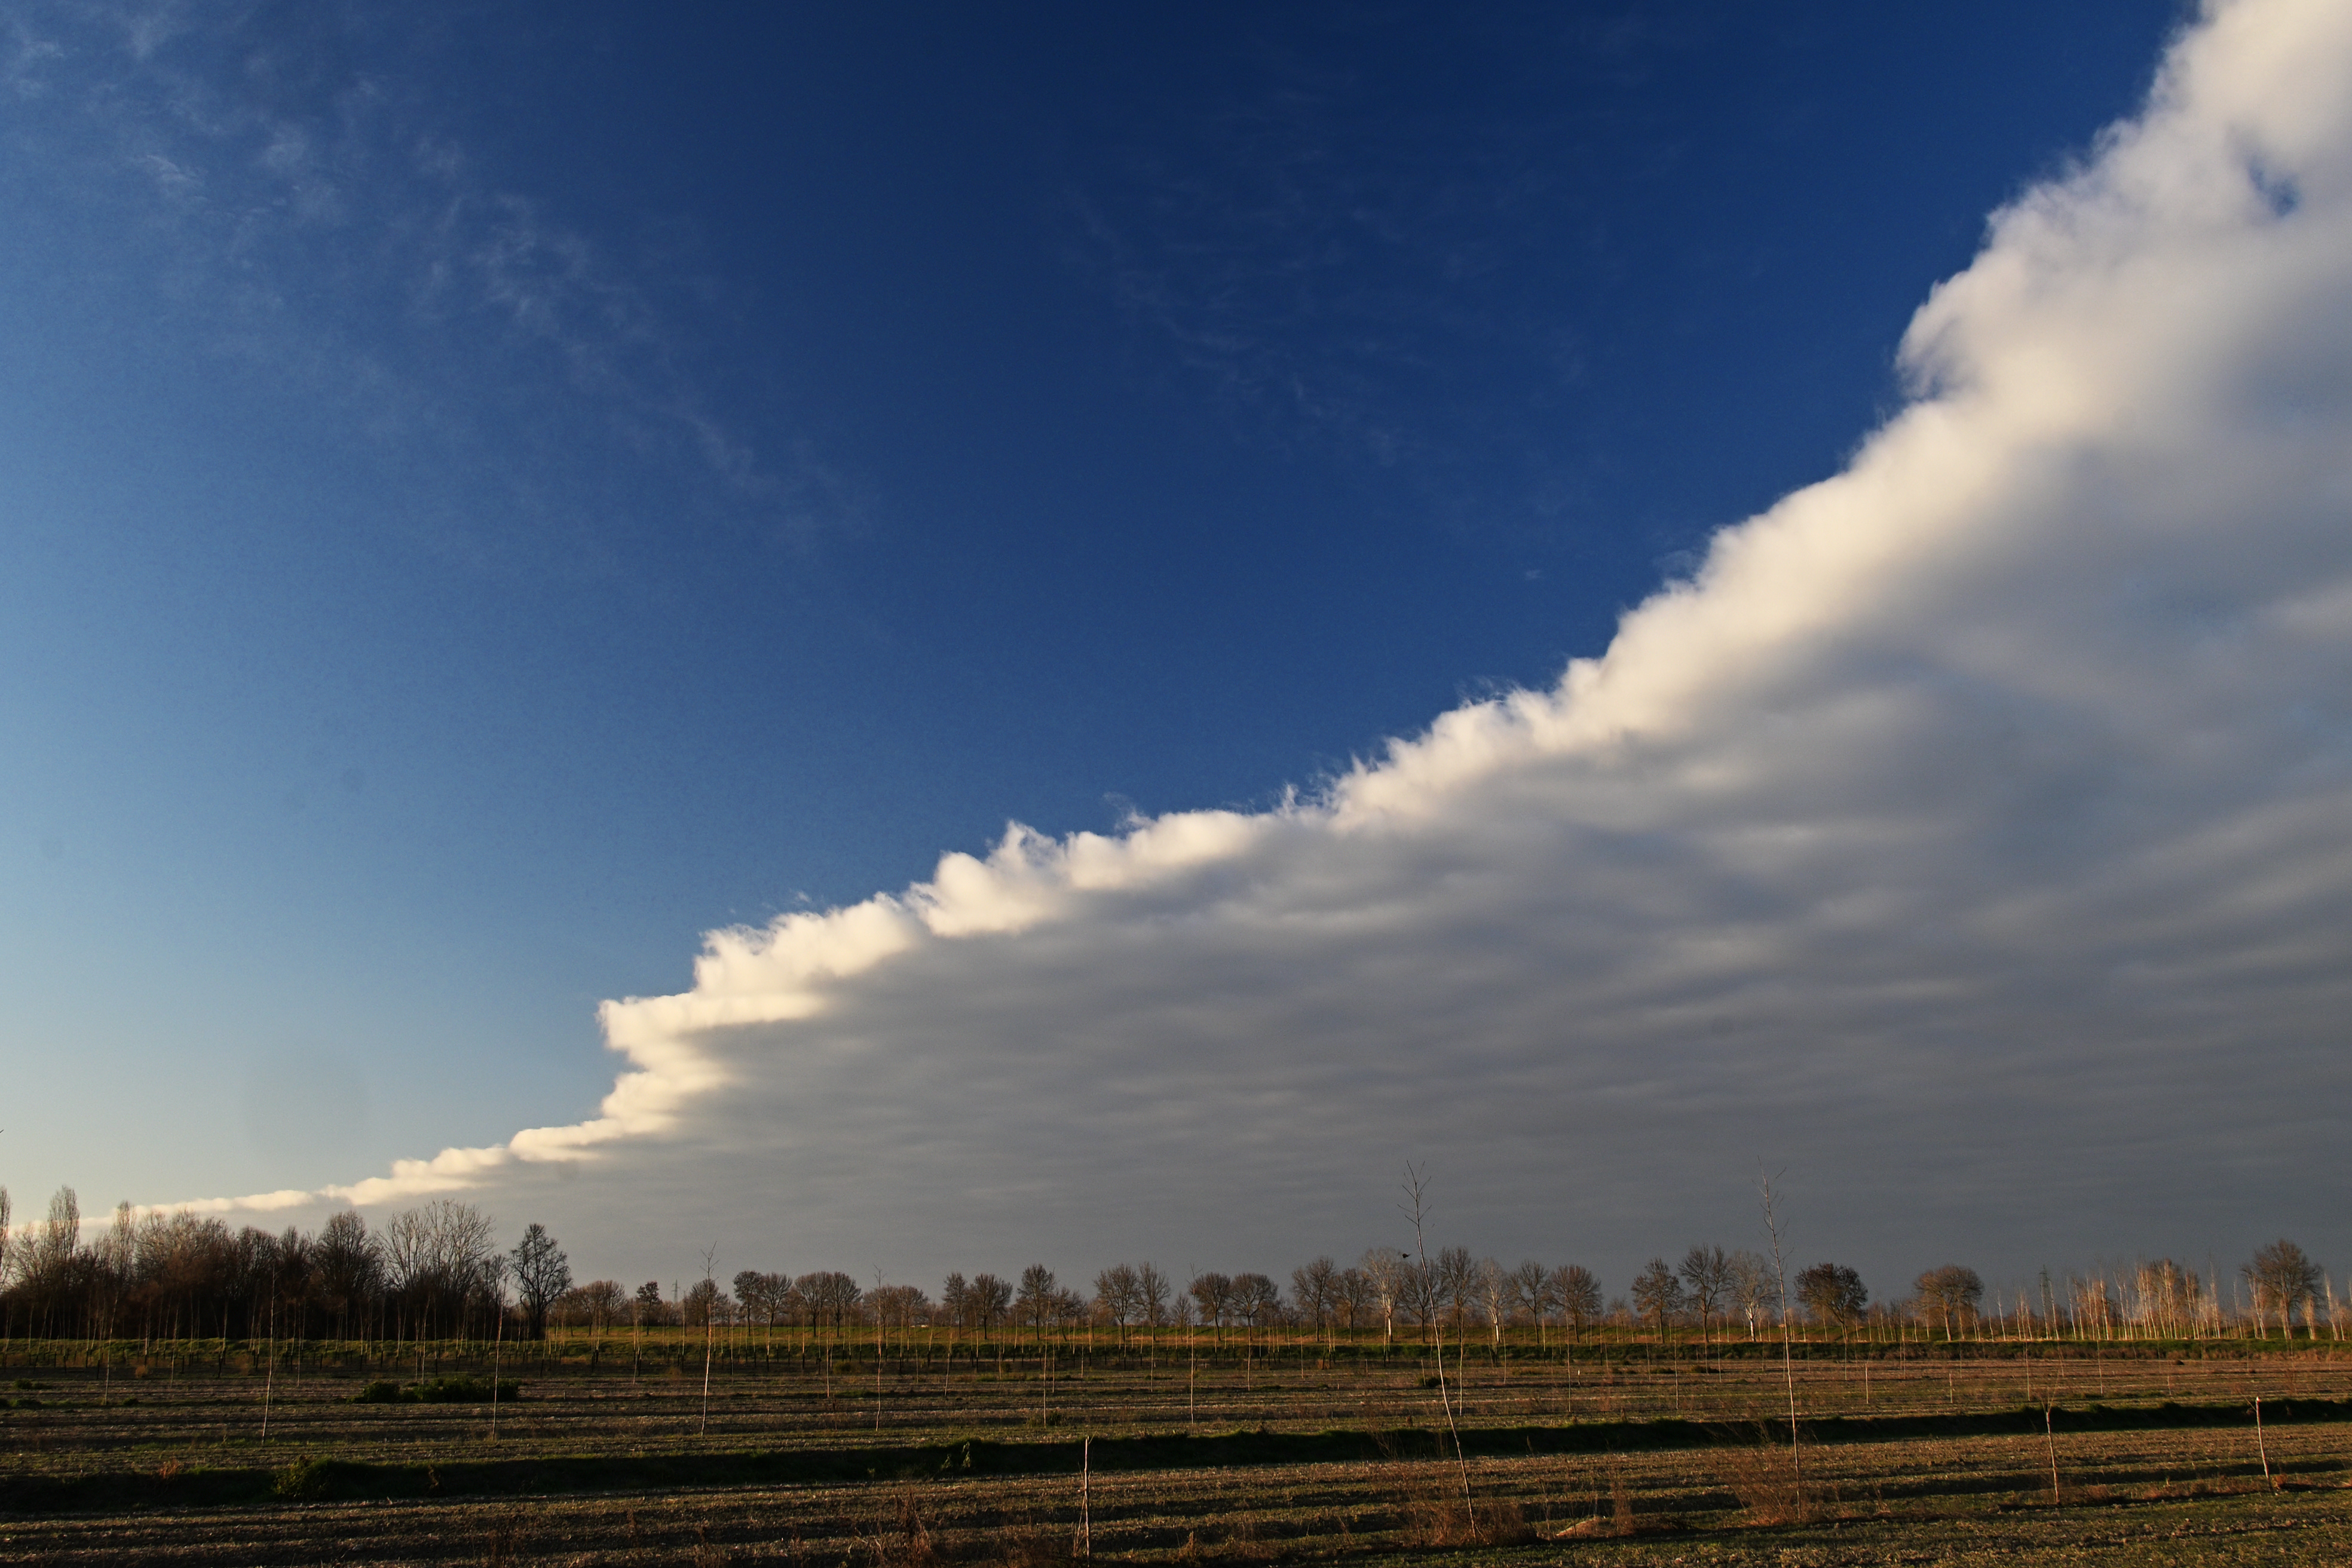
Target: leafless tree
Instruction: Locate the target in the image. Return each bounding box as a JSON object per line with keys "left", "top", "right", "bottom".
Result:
{"left": 509, "top": 1224, "right": 572, "bottom": 1340}
{"left": 1358, "top": 1248, "right": 1407, "bottom": 1344}
{"left": 1016, "top": 1265, "right": 1058, "bottom": 1339}
{"left": 1913, "top": 1264, "right": 1984, "bottom": 1340}
{"left": 1334, "top": 1266, "right": 1377, "bottom": 1335}
{"left": 1094, "top": 1264, "right": 1143, "bottom": 1341}
{"left": 1477, "top": 1258, "right": 1512, "bottom": 1349}
{"left": 869, "top": 1283, "right": 929, "bottom": 1329}
{"left": 1290, "top": 1257, "right": 1339, "bottom": 1338}
{"left": 1726, "top": 1249, "right": 1772, "bottom": 1336}
{"left": 1679, "top": 1245, "right": 1729, "bottom": 1349}
{"left": 2127, "top": 1260, "right": 2200, "bottom": 1339}
{"left": 313, "top": 1210, "right": 382, "bottom": 1340}
{"left": 1631, "top": 1258, "right": 1684, "bottom": 1339}
{"left": 1435, "top": 1245, "right": 1478, "bottom": 1337}
{"left": 1398, "top": 1163, "right": 1475, "bottom": 1535}
{"left": 682, "top": 1276, "right": 731, "bottom": 1327}
{"left": 1797, "top": 1263, "right": 1867, "bottom": 1329}
{"left": 1187, "top": 1271, "right": 1235, "bottom": 1338}
{"left": 2244, "top": 1241, "right": 2324, "bottom": 1339}
{"left": 1511, "top": 1260, "right": 1555, "bottom": 1346}
{"left": 1137, "top": 1263, "right": 1171, "bottom": 1328}
{"left": 968, "top": 1272, "right": 1013, "bottom": 1332}
{"left": 796, "top": 1270, "right": 864, "bottom": 1328}
{"left": 1758, "top": 1165, "right": 1803, "bottom": 1499}
{"left": 1549, "top": 1264, "right": 1601, "bottom": 1341}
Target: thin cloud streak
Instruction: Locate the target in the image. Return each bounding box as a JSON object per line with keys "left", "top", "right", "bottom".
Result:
{"left": 1, "top": 0, "right": 840, "bottom": 553}
{"left": 177, "top": 0, "right": 2352, "bottom": 1282}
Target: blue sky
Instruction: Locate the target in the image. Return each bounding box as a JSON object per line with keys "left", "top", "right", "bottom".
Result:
{"left": 22, "top": 2, "right": 2352, "bottom": 1296}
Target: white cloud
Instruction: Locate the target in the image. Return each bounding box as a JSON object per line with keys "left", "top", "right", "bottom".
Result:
{"left": 182, "top": 0, "right": 2352, "bottom": 1287}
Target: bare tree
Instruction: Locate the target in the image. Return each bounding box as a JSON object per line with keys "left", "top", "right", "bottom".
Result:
{"left": 796, "top": 1271, "right": 864, "bottom": 1329}
{"left": 2244, "top": 1241, "right": 2324, "bottom": 1339}
{"left": 1548, "top": 1264, "right": 1601, "bottom": 1342}
{"left": 1679, "top": 1245, "right": 1729, "bottom": 1350}
{"left": 969, "top": 1273, "right": 1013, "bottom": 1332}
{"left": 1016, "top": 1265, "right": 1058, "bottom": 1339}
{"left": 1359, "top": 1248, "right": 1407, "bottom": 1346}
{"left": 1291, "top": 1257, "right": 1339, "bottom": 1339}
{"left": 1913, "top": 1265, "right": 1984, "bottom": 1341}
{"left": 1759, "top": 1166, "right": 1804, "bottom": 1501}
{"left": 314, "top": 1211, "right": 382, "bottom": 1341}
{"left": 509, "top": 1223, "right": 572, "bottom": 1341}
{"left": 1435, "top": 1245, "right": 1478, "bottom": 1339}
{"left": 1137, "top": 1263, "right": 1171, "bottom": 1328}
{"left": 1631, "top": 1258, "right": 1685, "bottom": 1340}
{"left": 1187, "top": 1271, "right": 1235, "bottom": 1339}
{"left": 1726, "top": 1250, "right": 1772, "bottom": 1337}
{"left": 1797, "top": 1263, "right": 1867, "bottom": 1330}
{"left": 1476, "top": 1258, "right": 1512, "bottom": 1349}
{"left": 1232, "top": 1273, "right": 1282, "bottom": 1348}
{"left": 1095, "top": 1264, "right": 1143, "bottom": 1341}
{"left": 1399, "top": 1163, "right": 1475, "bottom": 1536}
{"left": 1511, "top": 1260, "right": 1555, "bottom": 1347}
{"left": 869, "top": 1284, "right": 929, "bottom": 1328}
{"left": 1334, "top": 1266, "right": 1377, "bottom": 1336}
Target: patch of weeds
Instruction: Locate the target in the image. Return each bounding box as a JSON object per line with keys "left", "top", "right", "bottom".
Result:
{"left": 1717, "top": 1436, "right": 1813, "bottom": 1526}
{"left": 272, "top": 1456, "right": 334, "bottom": 1499}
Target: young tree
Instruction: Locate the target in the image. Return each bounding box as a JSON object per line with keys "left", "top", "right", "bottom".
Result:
{"left": 1631, "top": 1258, "right": 1685, "bottom": 1339}
{"left": 509, "top": 1223, "right": 573, "bottom": 1340}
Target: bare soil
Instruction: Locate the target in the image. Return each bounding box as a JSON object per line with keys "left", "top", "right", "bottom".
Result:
{"left": 4, "top": 1340, "right": 2347, "bottom": 1562}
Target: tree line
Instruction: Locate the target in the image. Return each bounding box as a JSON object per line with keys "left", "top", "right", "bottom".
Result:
{"left": 1, "top": 1183, "right": 2337, "bottom": 1349}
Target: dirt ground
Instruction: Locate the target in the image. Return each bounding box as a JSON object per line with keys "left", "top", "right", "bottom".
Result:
{"left": 4, "top": 1343, "right": 2347, "bottom": 1562}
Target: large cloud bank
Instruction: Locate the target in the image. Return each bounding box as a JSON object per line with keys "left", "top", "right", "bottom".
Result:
{"left": 196, "top": 0, "right": 2352, "bottom": 1280}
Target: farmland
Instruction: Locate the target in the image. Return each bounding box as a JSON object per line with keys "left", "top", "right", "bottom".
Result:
{"left": 3, "top": 1333, "right": 2348, "bottom": 1562}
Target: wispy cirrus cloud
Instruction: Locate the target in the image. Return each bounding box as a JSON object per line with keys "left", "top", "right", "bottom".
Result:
{"left": 180, "top": 0, "right": 2352, "bottom": 1286}
{"left": 1, "top": 0, "right": 850, "bottom": 556}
